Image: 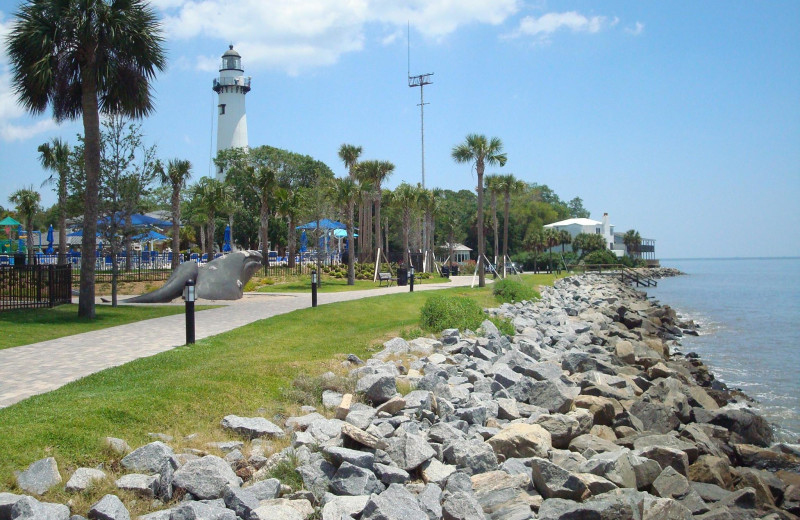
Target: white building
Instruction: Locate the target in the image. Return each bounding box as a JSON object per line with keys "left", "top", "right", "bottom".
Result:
{"left": 544, "top": 213, "right": 625, "bottom": 256}
{"left": 213, "top": 46, "right": 251, "bottom": 180}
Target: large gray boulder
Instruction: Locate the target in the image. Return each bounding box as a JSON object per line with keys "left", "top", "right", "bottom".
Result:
{"left": 361, "top": 484, "right": 428, "bottom": 520}
{"left": 120, "top": 442, "right": 174, "bottom": 474}
{"left": 321, "top": 495, "right": 370, "bottom": 520}
{"left": 487, "top": 423, "right": 552, "bottom": 459}
{"left": 330, "top": 462, "right": 384, "bottom": 496}
{"left": 168, "top": 501, "right": 237, "bottom": 520}
{"left": 220, "top": 415, "right": 284, "bottom": 439}
{"left": 442, "top": 439, "right": 498, "bottom": 475}
{"left": 356, "top": 374, "right": 397, "bottom": 405}
{"left": 530, "top": 457, "right": 589, "bottom": 500}
{"left": 297, "top": 458, "right": 337, "bottom": 501}
{"left": 385, "top": 431, "right": 436, "bottom": 471}
{"left": 65, "top": 468, "right": 107, "bottom": 492}
{"left": 172, "top": 455, "right": 242, "bottom": 499}
{"left": 222, "top": 485, "right": 260, "bottom": 519}
{"left": 8, "top": 495, "right": 70, "bottom": 520}
{"left": 15, "top": 457, "right": 62, "bottom": 495}
{"left": 323, "top": 446, "right": 375, "bottom": 469}
{"left": 441, "top": 491, "right": 485, "bottom": 520}
{"left": 87, "top": 494, "right": 130, "bottom": 520}
{"left": 114, "top": 474, "right": 158, "bottom": 497}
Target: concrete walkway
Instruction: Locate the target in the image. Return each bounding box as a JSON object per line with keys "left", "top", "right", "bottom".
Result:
{"left": 0, "top": 276, "right": 481, "bottom": 408}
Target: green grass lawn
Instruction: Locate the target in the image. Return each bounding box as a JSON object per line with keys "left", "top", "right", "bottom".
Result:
{"left": 0, "top": 272, "right": 563, "bottom": 513}
{"left": 0, "top": 304, "right": 218, "bottom": 350}
{"left": 258, "top": 274, "right": 450, "bottom": 293}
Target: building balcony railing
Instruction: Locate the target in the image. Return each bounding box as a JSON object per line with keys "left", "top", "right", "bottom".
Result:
{"left": 213, "top": 77, "right": 251, "bottom": 93}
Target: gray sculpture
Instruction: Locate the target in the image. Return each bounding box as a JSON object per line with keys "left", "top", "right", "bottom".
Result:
{"left": 123, "top": 250, "right": 263, "bottom": 303}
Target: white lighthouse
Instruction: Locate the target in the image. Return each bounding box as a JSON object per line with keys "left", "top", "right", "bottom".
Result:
{"left": 213, "top": 45, "right": 250, "bottom": 180}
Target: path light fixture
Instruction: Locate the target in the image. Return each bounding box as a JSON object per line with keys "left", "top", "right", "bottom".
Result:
{"left": 311, "top": 270, "right": 318, "bottom": 308}
{"left": 184, "top": 279, "right": 196, "bottom": 344}
{"left": 409, "top": 266, "right": 415, "bottom": 293}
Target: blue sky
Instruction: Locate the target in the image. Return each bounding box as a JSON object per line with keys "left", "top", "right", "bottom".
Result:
{"left": 1, "top": 1, "right": 798, "bottom": 259}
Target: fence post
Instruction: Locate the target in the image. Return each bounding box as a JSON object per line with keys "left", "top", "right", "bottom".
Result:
{"left": 48, "top": 264, "right": 56, "bottom": 308}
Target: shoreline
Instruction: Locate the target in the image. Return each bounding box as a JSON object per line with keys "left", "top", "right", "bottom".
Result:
{"left": 4, "top": 270, "right": 799, "bottom": 519}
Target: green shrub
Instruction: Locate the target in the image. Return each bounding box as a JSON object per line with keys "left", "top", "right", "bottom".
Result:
{"left": 492, "top": 278, "right": 537, "bottom": 303}
{"left": 489, "top": 316, "right": 515, "bottom": 336}
{"left": 583, "top": 249, "right": 619, "bottom": 265}
{"left": 420, "top": 295, "right": 485, "bottom": 333}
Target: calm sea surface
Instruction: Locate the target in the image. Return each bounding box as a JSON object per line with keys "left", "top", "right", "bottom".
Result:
{"left": 647, "top": 257, "right": 800, "bottom": 441}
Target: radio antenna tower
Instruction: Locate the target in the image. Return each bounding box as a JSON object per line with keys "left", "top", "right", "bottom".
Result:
{"left": 408, "top": 23, "right": 433, "bottom": 188}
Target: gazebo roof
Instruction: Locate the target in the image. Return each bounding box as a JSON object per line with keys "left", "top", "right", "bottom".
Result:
{"left": 0, "top": 216, "right": 21, "bottom": 226}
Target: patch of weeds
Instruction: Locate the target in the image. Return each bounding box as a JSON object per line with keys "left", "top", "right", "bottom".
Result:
{"left": 396, "top": 379, "right": 415, "bottom": 396}
{"left": 399, "top": 326, "right": 425, "bottom": 340}
{"left": 283, "top": 372, "right": 355, "bottom": 406}
{"left": 264, "top": 452, "right": 303, "bottom": 490}
{"left": 489, "top": 316, "right": 516, "bottom": 337}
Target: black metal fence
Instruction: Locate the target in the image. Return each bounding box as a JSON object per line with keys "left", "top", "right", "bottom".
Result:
{"left": 0, "top": 264, "right": 72, "bottom": 311}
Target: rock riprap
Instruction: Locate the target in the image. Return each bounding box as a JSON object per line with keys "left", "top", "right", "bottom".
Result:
{"left": 5, "top": 272, "right": 798, "bottom": 519}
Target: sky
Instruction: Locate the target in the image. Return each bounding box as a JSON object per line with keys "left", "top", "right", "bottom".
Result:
{"left": 0, "top": 0, "right": 798, "bottom": 259}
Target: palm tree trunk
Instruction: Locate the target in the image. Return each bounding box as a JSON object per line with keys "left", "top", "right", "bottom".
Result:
{"left": 207, "top": 215, "right": 215, "bottom": 260}
{"left": 476, "top": 166, "right": 485, "bottom": 287}
{"left": 58, "top": 177, "right": 67, "bottom": 265}
{"left": 287, "top": 215, "right": 296, "bottom": 268}
{"left": 78, "top": 67, "right": 100, "bottom": 319}
{"left": 25, "top": 221, "right": 34, "bottom": 264}
{"left": 491, "top": 193, "right": 498, "bottom": 268}
{"left": 199, "top": 224, "right": 206, "bottom": 257}
{"left": 502, "top": 193, "right": 510, "bottom": 269}
{"left": 171, "top": 186, "right": 180, "bottom": 270}
{"left": 347, "top": 198, "right": 355, "bottom": 285}
{"left": 260, "top": 202, "right": 269, "bottom": 267}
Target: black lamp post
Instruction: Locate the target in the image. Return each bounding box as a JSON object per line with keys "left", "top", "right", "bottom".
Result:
{"left": 184, "top": 279, "right": 196, "bottom": 344}
{"left": 311, "top": 270, "right": 318, "bottom": 307}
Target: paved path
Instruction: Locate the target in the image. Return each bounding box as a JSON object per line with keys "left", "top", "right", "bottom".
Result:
{"left": 0, "top": 276, "right": 479, "bottom": 408}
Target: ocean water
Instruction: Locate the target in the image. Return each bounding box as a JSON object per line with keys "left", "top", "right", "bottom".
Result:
{"left": 647, "top": 257, "right": 800, "bottom": 442}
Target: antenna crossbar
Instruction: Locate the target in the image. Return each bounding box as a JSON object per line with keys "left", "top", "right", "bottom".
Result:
{"left": 408, "top": 73, "right": 434, "bottom": 88}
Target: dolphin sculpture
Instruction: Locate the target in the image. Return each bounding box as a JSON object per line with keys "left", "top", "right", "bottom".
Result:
{"left": 122, "top": 250, "right": 264, "bottom": 303}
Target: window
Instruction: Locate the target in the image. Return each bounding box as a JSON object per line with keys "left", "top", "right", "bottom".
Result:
{"left": 595, "top": 227, "right": 601, "bottom": 234}
{"left": 218, "top": 104, "right": 226, "bottom": 115}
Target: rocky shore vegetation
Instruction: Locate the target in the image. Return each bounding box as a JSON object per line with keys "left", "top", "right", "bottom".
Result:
{"left": 2, "top": 271, "right": 798, "bottom": 519}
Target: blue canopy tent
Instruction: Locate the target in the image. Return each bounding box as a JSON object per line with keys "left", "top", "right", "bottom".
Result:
{"left": 133, "top": 230, "right": 168, "bottom": 241}
{"left": 300, "top": 230, "right": 308, "bottom": 253}
{"left": 296, "top": 218, "right": 346, "bottom": 230}
{"left": 98, "top": 212, "right": 172, "bottom": 228}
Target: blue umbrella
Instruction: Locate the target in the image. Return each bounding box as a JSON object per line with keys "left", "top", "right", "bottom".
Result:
{"left": 300, "top": 230, "right": 308, "bottom": 253}
{"left": 133, "top": 230, "right": 168, "bottom": 241}
{"left": 46, "top": 225, "right": 54, "bottom": 254}
{"left": 223, "top": 225, "right": 231, "bottom": 252}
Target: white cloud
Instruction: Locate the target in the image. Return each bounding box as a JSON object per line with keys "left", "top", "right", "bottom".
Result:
{"left": 507, "top": 11, "right": 618, "bottom": 42}
{"left": 626, "top": 21, "right": 645, "bottom": 36}
{"left": 159, "top": 0, "right": 520, "bottom": 73}
{"left": 0, "top": 118, "right": 58, "bottom": 142}
{"left": 0, "top": 12, "right": 60, "bottom": 143}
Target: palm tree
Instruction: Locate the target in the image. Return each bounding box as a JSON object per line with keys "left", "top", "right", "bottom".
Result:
{"left": 543, "top": 228, "right": 560, "bottom": 272}
{"left": 485, "top": 174, "right": 503, "bottom": 265}
{"left": 9, "top": 187, "right": 41, "bottom": 264}
{"left": 159, "top": 159, "right": 192, "bottom": 270}
{"left": 390, "top": 183, "right": 419, "bottom": 266}
{"left": 193, "top": 178, "right": 232, "bottom": 260}
{"left": 6, "top": 0, "right": 166, "bottom": 318}
{"left": 524, "top": 227, "right": 545, "bottom": 273}
{"left": 228, "top": 165, "right": 276, "bottom": 265}
{"left": 275, "top": 187, "right": 303, "bottom": 268}
{"left": 496, "top": 174, "right": 525, "bottom": 274}
{"left": 331, "top": 177, "right": 359, "bottom": 285}
{"left": 559, "top": 229, "right": 572, "bottom": 253}
{"left": 623, "top": 229, "right": 642, "bottom": 259}
{"left": 357, "top": 159, "right": 394, "bottom": 262}
{"left": 37, "top": 138, "right": 71, "bottom": 264}
{"left": 451, "top": 134, "right": 507, "bottom": 287}
{"left": 338, "top": 144, "right": 362, "bottom": 258}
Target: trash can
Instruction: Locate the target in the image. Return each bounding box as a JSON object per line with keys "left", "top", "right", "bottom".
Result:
{"left": 451, "top": 265, "right": 459, "bottom": 275}
{"left": 396, "top": 267, "right": 408, "bottom": 286}
{"left": 13, "top": 252, "right": 25, "bottom": 267}
{"left": 441, "top": 266, "right": 450, "bottom": 278}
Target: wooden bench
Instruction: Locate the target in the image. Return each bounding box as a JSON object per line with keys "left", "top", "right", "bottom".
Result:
{"left": 377, "top": 272, "right": 395, "bottom": 286}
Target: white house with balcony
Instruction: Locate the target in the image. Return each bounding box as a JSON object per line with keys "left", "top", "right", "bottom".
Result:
{"left": 544, "top": 213, "right": 625, "bottom": 256}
